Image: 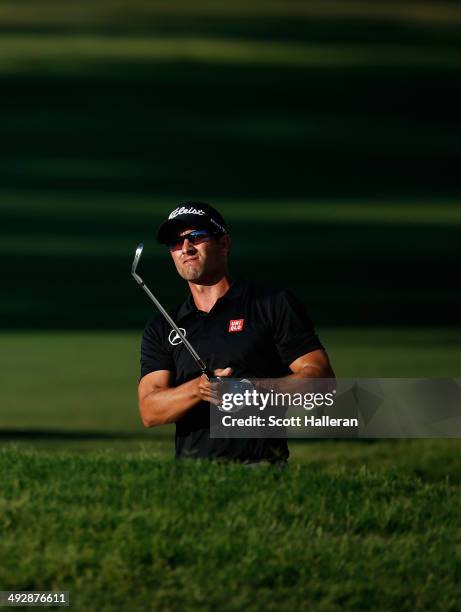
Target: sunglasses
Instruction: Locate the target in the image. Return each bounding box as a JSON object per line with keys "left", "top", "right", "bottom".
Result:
{"left": 167, "top": 229, "right": 217, "bottom": 250}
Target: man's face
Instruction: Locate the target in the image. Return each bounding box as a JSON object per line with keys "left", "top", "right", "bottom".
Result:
{"left": 169, "top": 227, "right": 230, "bottom": 283}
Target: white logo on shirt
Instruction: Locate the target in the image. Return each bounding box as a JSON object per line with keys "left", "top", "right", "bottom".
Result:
{"left": 168, "top": 207, "right": 205, "bottom": 219}
{"left": 169, "top": 328, "right": 186, "bottom": 346}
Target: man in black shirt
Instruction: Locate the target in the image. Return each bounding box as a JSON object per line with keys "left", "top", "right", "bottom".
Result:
{"left": 138, "top": 202, "right": 334, "bottom": 463}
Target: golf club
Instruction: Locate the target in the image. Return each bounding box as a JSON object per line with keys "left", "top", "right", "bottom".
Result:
{"left": 131, "top": 243, "right": 215, "bottom": 380}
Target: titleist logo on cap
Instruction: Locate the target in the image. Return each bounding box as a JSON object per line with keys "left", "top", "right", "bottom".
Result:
{"left": 168, "top": 206, "right": 206, "bottom": 219}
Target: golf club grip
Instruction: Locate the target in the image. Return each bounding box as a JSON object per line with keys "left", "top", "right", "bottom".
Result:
{"left": 202, "top": 369, "right": 224, "bottom": 382}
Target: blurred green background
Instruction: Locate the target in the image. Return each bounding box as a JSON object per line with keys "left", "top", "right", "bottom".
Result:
{"left": 1, "top": 0, "right": 460, "bottom": 444}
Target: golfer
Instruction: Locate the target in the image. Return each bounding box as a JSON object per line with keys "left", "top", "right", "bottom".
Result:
{"left": 138, "top": 202, "right": 334, "bottom": 463}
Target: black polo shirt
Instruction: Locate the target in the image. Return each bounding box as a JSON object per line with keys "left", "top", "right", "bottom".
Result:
{"left": 140, "top": 280, "right": 324, "bottom": 463}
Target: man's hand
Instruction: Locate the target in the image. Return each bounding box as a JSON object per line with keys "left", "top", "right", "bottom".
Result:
{"left": 197, "top": 367, "right": 233, "bottom": 405}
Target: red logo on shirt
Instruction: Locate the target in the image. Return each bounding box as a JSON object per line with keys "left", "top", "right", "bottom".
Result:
{"left": 228, "top": 319, "right": 244, "bottom": 332}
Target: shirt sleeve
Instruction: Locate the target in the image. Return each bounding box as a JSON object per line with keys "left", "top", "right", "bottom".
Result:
{"left": 140, "top": 318, "right": 175, "bottom": 379}
{"left": 271, "top": 289, "right": 324, "bottom": 366}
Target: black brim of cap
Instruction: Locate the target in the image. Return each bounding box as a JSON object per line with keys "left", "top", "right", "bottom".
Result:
{"left": 157, "top": 215, "right": 221, "bottom": 244}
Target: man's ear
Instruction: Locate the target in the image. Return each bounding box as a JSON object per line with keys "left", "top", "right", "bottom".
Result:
{"left": 221, "top": 233, "right": 231, "bottom": 255}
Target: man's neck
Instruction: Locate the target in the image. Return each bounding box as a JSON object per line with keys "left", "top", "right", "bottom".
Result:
{"left": 188, "top": 275, "right": 231, "bottom": 313}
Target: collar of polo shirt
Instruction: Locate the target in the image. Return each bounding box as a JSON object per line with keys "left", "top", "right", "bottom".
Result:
{"left": 176, "top": 278, "right": 246, "bottom": 321}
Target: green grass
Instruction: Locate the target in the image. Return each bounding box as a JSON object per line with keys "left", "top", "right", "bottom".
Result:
{"left": 1, "top": 328, "right": 460, "bottom": 430}
{"left": 1, "top": 445, "right": 461, "bottom": 611}
{"left": 2, "top": 35, "right": 461, "bottom": 74}
{"left": 0, "top": 329, "right": 459, "bottom": 454}
{"left": 2, "top": 0, "right": 461, "bottom": 25}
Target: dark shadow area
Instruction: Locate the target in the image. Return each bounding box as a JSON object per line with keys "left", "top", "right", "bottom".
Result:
{"left": 1, "top": 63, "right": 460, "bottom": 198}
{"left": 2, "top": 215, "right": 460, "bottom": 327}
{"left": 1, "top": 3, "right": 460, "bottom": 328}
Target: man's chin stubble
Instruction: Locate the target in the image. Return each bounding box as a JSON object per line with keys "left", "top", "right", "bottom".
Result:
{"left": 179, "top": 265, "right": 203, "bottom": 281}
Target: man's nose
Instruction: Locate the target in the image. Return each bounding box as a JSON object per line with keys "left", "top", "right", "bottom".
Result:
{"left": 181, "top": 238, "right": 195, "bottom": 254}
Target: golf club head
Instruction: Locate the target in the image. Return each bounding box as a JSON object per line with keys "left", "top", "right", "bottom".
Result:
{"left": 217, "top": 379, "right": 255, "bottom": 413}
{"left": 131, "top": 243, "right": 144, "bottom": 276}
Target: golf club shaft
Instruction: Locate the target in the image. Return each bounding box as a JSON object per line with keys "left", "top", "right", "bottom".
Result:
{"left": 133, "top": 274, "right": 213, "bottom": 379}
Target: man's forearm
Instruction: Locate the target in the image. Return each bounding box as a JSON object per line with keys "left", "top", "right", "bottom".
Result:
{"left": 139, "top": 377, "right": 201, "bottom": 427}
{"left": 256, "top": 359, "right": 335, "bottom": 396}
{"left": 287, "top": 362, "right": 335, "bottom": 380}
